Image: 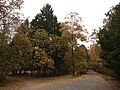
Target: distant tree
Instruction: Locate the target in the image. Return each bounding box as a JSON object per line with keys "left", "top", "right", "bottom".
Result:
{"left": 31, "top": 4, "right": 61, "bottom": 36}
{"left": 89, "top": 29, "right": 102, "bottom": 69}
{"left": 89, "top": 43, "right": 103, "bottom": 72}
{"left": 90, "top": 29, "right": 99, "bottom": 43}
{"left": 89, "top": 44, "right": 102, "bottom": 60}
{"left": 98, "top": 2, "right": 120, "bottom": 77}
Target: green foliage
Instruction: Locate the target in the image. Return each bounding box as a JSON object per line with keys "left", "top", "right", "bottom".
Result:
{"left": 78, "top": 61, "right": 89, "bottom": 69}
{"left": 64, "top": 45, "right": 89, "bottom": 72}
{"left": 59, "top": 16, "right": 88, "bottom": 75}
{"left": 0, "top": 32, "right": 11, "bottom": 82}
{"left": 30, "top": 4, "right": 64, "bottom": 74}
{"left": 53, "top": 31, "right": 70, "bottom": 74}
{"left": 0, "top": 44, "right": 12, "bottom": 74}
{"left": 31, "top": 4, "right": 61, "bottom": 36}
{"left": 33, "top": 30, "right": 50, "bottom": 49}
{"left": 11, "top": 33, "right": 32, "bottom": 69}
{"left": 0, "top": 75, "right": 6, "bottom": 84}
{"left": 98, "top": 2, "right": 120, "bottom": 78}
{"left": 34, "top": 48, "right": 54, "bottom": 69}
{"left": 0, "top": 3, "right": 89, "bottom": 82}
{"left": 0, "top": 0, "right": 24, "bottom": 81}
{"left": 74, "top": 45, "right": 89, "bottom": 69}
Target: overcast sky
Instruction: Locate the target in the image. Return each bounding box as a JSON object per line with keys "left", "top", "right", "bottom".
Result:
{"left": 21, "top": 0, "right": 120, "bottom": 34}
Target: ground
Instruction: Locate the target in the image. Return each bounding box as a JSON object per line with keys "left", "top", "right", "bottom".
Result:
{"left": 0, "top": 70, "right": 120, "bottom": 90}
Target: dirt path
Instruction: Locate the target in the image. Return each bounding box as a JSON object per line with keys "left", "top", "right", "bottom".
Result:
{"left": 0, "top": 70, "right": 120, "bottom": 90}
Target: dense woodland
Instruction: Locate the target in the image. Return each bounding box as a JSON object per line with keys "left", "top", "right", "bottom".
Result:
{"left": 0, "top": 0, "right": 120, "bottom": 84}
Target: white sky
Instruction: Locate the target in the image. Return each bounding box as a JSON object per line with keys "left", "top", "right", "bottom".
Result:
{"left": 21, "top": 0, "right": 120, "bottom": 48}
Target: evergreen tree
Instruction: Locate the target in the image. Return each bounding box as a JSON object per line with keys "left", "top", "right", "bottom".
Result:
{"left": 31, "top": 4, "right": 61, "bottom": 36}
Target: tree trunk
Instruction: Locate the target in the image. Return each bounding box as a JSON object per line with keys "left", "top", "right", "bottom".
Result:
{"left": 19, "top": 69, "right": 22, "bottom": 75}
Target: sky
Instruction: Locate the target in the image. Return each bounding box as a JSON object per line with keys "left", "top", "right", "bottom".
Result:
{"left": 21, "top": 0, "right": 120, "bottom": 33}
{"left": 21, "top": 0, "right": 120, "bottom": 47}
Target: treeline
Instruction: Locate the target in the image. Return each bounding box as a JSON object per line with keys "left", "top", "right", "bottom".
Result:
{"left": 0, "top": 1, "right": 89, "bottom": 82}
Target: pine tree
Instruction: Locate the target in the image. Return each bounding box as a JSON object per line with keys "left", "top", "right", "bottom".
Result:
{"left": 31, "top": 4, "right": 61, "bottom": 36}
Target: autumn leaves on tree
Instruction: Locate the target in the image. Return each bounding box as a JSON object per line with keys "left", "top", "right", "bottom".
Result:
{"left": 2, "top": 0, "right": 120, "bottom": 83}
{"left": 0, "top": 2, "right": 89, "bottom": 82}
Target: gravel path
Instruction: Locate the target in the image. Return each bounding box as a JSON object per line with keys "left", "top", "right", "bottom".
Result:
{"left": 0, "top": 70, "right": 120, "bottom": 90}
{"left": 21, "top": 70, "right": 119, "bottom": 90}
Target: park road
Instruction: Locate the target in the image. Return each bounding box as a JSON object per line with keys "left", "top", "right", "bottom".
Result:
{"left": 22, "top": 70, "right": 120, "bottom": 90}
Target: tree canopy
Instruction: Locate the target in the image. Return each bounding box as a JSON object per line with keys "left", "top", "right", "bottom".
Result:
{"left": 98, "top": 2, "right": 120, "bottom": 77}
{"left": 0, "top": 2, "right": 90, "bottom": 83}
{"left": 31, "top": 4, "right": 61, "bottom": 36}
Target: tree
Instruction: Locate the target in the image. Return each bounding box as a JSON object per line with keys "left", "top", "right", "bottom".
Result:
{"left": 11, "top": 33, "right": 32, "bottom": 75}
{"left": 98, "top": 2, "right": 120, "bottom": 77}
{"left": 0, "top": 0, "right": 23, "bottom": 21}
{"left": 31, "top": 4, "right": 61, "bottom": 36}
{"left": 32, "top": 30, "right": 54, "bottom": 76}
{"left": 34, "top": 48, "right": 54, "bottom": 77}
{"left": 64, "top": 12, "right": 87, "bottom": 76}
{"left": 30, "top": 4, "right": 62, "bottom": 75}
{"left": 89, "top": 29, "right": 102, "bottom": 70}
{"left": 89, "top": 44, "right": 102, "bottom": 61}
{"left": 89, "top": 43, "right": 103, "bottom": 72}
{"left": 60, "top": 12, "right": 86, "bottom": 76}
{"left": 0, "top": 0, "right": 24, "bottom": 41}
{"left": 53, "top": 28, "right": 70, "bottom": 74}
{"left": 74, "top": 45, "right": 88, "bottom": 68}
{"left": 0, "top": 43, "right": 12, "bottom": 82}
{"left": 64, "top": 44, "right": 89, "bottom": 75}
{"left": 0, "top": 0, "right": 24, "bottom": 82}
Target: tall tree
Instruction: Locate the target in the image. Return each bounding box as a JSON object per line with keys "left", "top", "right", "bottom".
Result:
{"left": 0, "top": 0, "right": 24, "bottom": 82}
{"left": 98, "top": 2, "right": 120, "bottom": 77}
{"left": 31, "top": 4, "right": 61, "bottom": 36}
{"left": 64, "top": 12, "right": 87, "bottom": 76}
{"left": 30, "top": 4, "right": 62, "bottom": 75}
